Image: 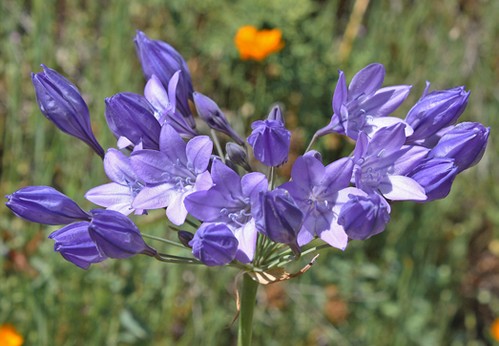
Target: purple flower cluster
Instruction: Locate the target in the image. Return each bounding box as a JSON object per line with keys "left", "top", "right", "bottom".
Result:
{"left": 5, "top": 32, "right": 490, "bottom": 270}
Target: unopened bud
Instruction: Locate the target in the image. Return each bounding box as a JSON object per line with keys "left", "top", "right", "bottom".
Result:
{"left": 178, "top": 230, "right": 194, "bottom": 248}
{"left": 225, "top": 143, "right": 251, "bottom": 171}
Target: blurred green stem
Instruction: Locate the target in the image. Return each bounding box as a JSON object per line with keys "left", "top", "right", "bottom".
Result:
{"left": 254, "top": 62, "right": 266, "bottom": 116}
{"left": 210, "top": 129, "right": 225, "bottom": 163}
{"left": 305, "top": 133, "right": 318, "bottom": 153}
{"left": 237, "top": 273, "right": 259, "bottom": 346}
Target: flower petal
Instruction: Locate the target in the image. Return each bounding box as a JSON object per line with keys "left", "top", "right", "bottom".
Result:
{"left": 379, "top": 175, "right": 427, "bottom": 201}
{"left": 130, "top": 150, "right": 170, "bottom": 184}
{"left": 233, "top": 220, "right": 258, "bottom": 263}
{"left": 132, "top": 184, "right": 177, "bottom": 210}
{"left": 332, "top": 70, "right": 347, "bottom": 115}
{"left": 103, "top": 148, "right": 137, "bottom": 185}
{"left": 144, "top": 74, "right": 170, "bottom": 112}
{"left": 348, "top": 63, "right": 385, "bottom": 98}
{"left": 241, "top": 172, "right": 268, "bottom": 201}
{"left": 166, "top": 189, "right": 191, "bottom": 225}
{"left": 186, "top": 135, "right": 213, "bottom": 173}
{"left": 290, "top": 155, "right": 325, "bottom": 190}
{"left": 159, "top": 123, "right": 187, "bottom": 163}
{"left": 85, "top": 183, "right": 132, "bottom": 211}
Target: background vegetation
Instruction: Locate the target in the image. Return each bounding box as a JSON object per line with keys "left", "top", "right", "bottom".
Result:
{"left": 1, "top": 0, "right": 498, "bottom": 345}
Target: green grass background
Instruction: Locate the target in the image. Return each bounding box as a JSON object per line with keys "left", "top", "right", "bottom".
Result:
{"left": 1, "top": 0, "right": 498, "bottom": 345}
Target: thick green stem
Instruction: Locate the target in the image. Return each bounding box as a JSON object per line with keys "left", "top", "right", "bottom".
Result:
{"left": 237, "top": 273, "right": 259, "bottom": 346}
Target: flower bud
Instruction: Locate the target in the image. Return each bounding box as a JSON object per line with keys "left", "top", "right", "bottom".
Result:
{"left": 134, "top": 31, "right": 194, "bottom": 126}
{"left": 253, "top": 189, "right": 303, "bottom": 253}
{"left": 429, "top": 122, "right": 490, "bottom": 173}
{"left": 193, "top": 92, "right": 245, "bottom": 145}
{"left": 5, "top": 186, "right": 91, "bottom": 225}
{"left": 105, "top": 92, "right": 161, "bottom": 149}
{"left": 48, "top": 222, "right": 107, "bottom": 269}
{"left": 178, "top": 230, "right": 194, "bottom": 248}
{"left": 409, "top": 158, "right": 458, "bottom": 202}
{"left": 32, "top": 65, "right": 104, "bottom": 158}
{"left": 89, "top": 209, "right": 157, "bottom": 259}
{"left": 225, "top": 142, "right": 251, "bottom": 171}
{"left": 247, "top": 105, "right": 291, "bottom": 167}
{"left": 189, "top": 223, "right": 239, "bottom": 266}
{"left": 405, "top": 84, "right": 469, "bottom": 141}
{"left": 338, "top": 193, "right": 390, "bottom": 240}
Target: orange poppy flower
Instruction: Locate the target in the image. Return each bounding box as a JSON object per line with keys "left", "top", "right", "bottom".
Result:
{"left": 491, "top": 318, "right": 499, "bottom": 341}
{"left": 0, "top": 324, "right": 23, "bottom": 346}
{"left": 234, "top": 25, "right": 284, "bottom": 61}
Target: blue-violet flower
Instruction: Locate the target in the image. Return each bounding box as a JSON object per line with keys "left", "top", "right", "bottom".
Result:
{"left": 193, "top": 92, "right": 245, "bottom": 145}
{"left": 352, "top": 124, "right": 427, "bottom": 201}
{"left": 32, "top": 65, "right": 105, "bottom": 158}
{"left": 144, "top": 72, "right": 197, "bottom": 138}
{"left": 134, "top": 30, "right": 195, "bottom": 127}
{"left": 280, "top": 154, "right": 353, "bottom": 249}
{"left": 429, "top": 122, "right": 490, "bottom": 173}
{"left": 48, "top": 221, "right": 107, "bottom": 269}
{"left": 89, "top": 209, "right": 157, "bottom": 259}
{"left": 247, "top": 105, "right": 291, "bottom": 167}
{"left": 85, "top": 148, "right": 145, "bottom": 215}
{"left": 6, "top": 186, "right": 91, "bottom": 225}
{"left": 316, "top": 63, "right": 412, "bottom": 140}
{"left": 130, "top": 124, "right": 213, "bottom": 225}
{"left": 185, "top": 159, "right": 267, "bottom": 263}
{"left": 105, "top": 92, "right": 161, "bottom": 149}
{"left": 405, "top": 84, "right": 470, "bottom": 143}
{"left": 189, "top": 223, "right": 239, "bottom": 266}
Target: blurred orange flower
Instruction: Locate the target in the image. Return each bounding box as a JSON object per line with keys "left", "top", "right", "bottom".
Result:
{"left": 234, "top": 25, "right": 284, "bottom": 61}
{"left": 0, "top": 324, "right": 23, "bottom": 346}
{"left": 491, "top": 318, "right": 499, "bottom": 341}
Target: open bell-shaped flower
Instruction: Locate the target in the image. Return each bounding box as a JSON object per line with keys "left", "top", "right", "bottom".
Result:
{"left": 352, "top": 124, "right": 427, "bottom": 201}
{"left": 315, "top": 63, "right": 412, "bottom": 140}
{"left": 130, "top": 124, "right": 213, "bottom": 225}
{"left": 85, "top": 148, "right": 145, "bottom": 215}
{"left": 185, "top": 159, "right": 267, "bottom": 263}
{"left": 280, "top": 154, "right": 353, "bottom": 249}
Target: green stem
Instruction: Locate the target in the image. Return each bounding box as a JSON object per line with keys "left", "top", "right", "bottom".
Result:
{"left": 237, "top": 273, "right": 259, "bottom": 346}
{"left": 304, "top": 133, "right": 318, "bottom": 153}
{"left": 211, "top": 129, "right": 225, "bottom": 163}
{"left": 141, "top": 233, "right": 187, "bottom": 249}
{"left": 154, "top": 253, "right": 203, "bottom": 265}
{"left": 183, "top": 217, "right": 201, "bottom": 229}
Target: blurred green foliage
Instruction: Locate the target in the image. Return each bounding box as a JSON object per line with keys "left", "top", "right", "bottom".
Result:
{"left": 1, "top": 0, "right": 498, "bottom": 345}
